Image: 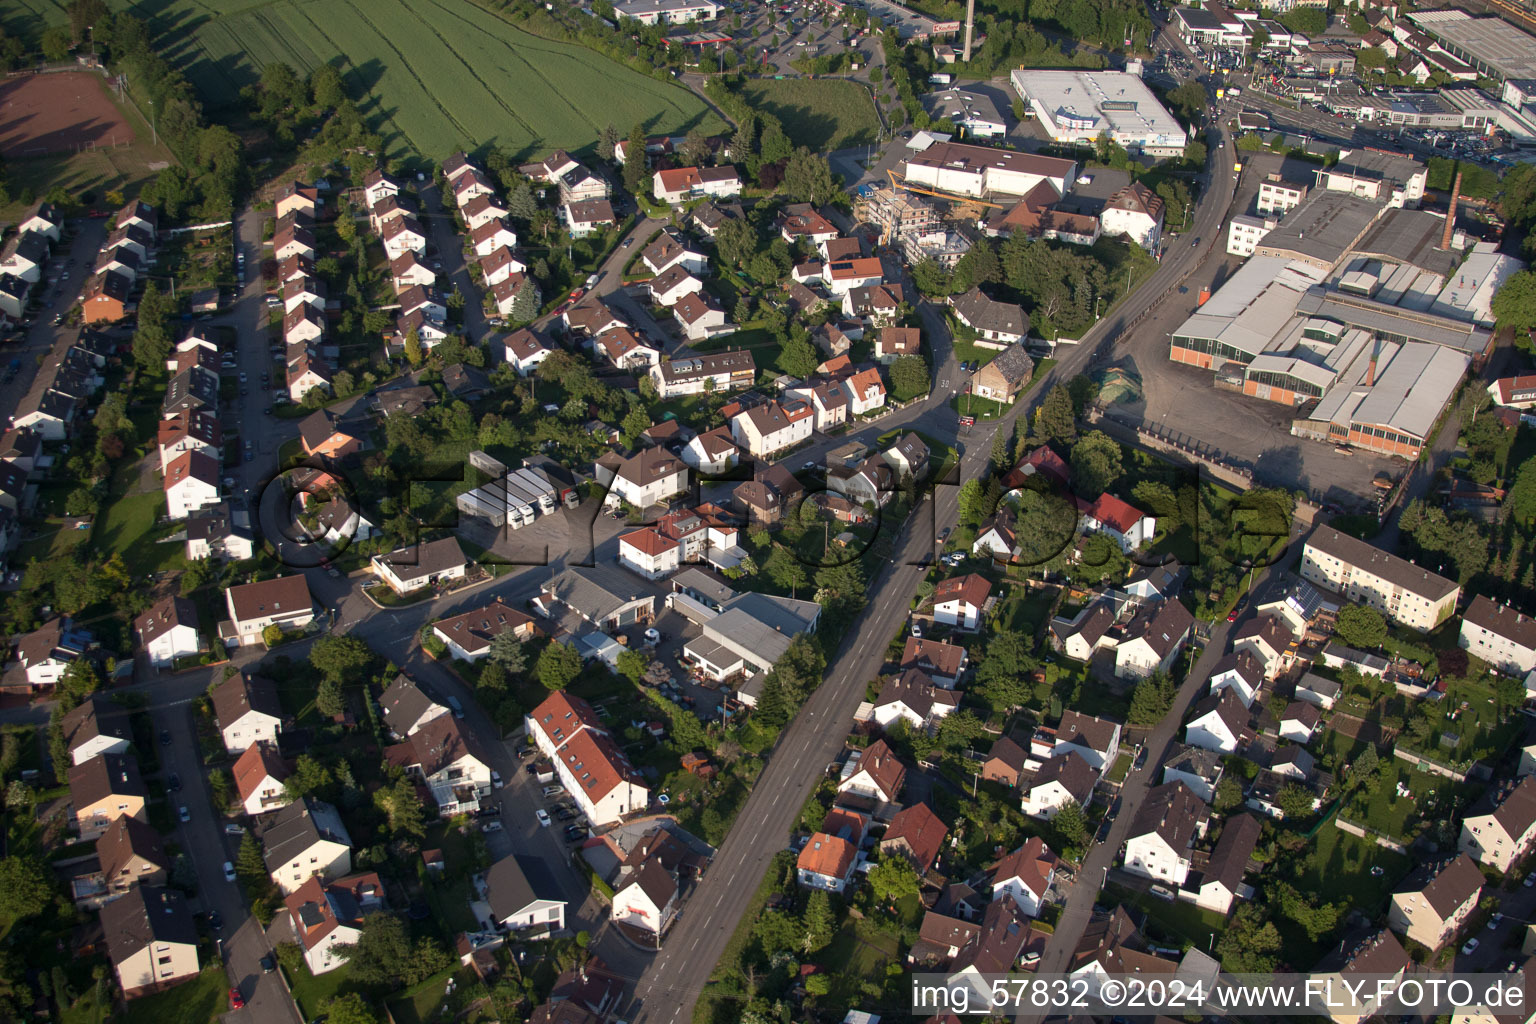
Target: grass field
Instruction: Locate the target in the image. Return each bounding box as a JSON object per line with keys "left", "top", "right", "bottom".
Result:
{"left": 117, "top": 966, "right": 227, "bottom": 1024}
{"left": 739, "top": 77, "right": 880, "bottom": 151}
{"left": 67, "top": 0, "right": 723, "bottom": 161}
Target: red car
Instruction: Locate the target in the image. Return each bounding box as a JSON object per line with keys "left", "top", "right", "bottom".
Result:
{"left": 568, "top": 288, "right": 585, "bottom": 302}
{"left": 229, "top": 987, "right": 245, "bottom": 1010}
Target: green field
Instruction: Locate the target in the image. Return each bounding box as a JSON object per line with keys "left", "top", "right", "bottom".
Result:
{"left": 3, "top": 0, "right": 724, "bottom": 162}
{"left": 740, "top": 77, "right": 881, "bottom": 151}
{"left": 155, "top": 0, "right": 721, "bottom": 160}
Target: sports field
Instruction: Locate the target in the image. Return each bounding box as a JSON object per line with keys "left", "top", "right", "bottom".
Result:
{"left": 0, "top": 71, "right": 133, "bottom": 158}
{"left": 9, "top": 0, "right": 725, "bottom": 161}
{"left": 739, "top": 77, "right": 880, "bottom": 151}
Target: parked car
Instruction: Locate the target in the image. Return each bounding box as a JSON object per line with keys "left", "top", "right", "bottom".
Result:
{"left": 1463, "top": 937, "right": 1480, "bottom": 955}
{"left": 535, "top": 809, "right": 551, "bottom": 827}
{"left": 178, "top": 806, "right": 191, "bottom": 823}
{"left": 261, "top": 954, "right": 276, "bottom": 974}
{"left": 223, "top": 861, "right": 237, "bottom": 883}
{"left": 224, "top": 824, "right": 244, "bottom": 837}
{"left": 481, "top": 820, "right": 503, "bottom": 833}
{"left": 229, "top": 987, "right": 245, "bottom": 1010}
{"left": 542, "top": 785, "right": 565, "bottom": 798}
{"left": 446, "top": 696, "right": 464, "bottom": 719}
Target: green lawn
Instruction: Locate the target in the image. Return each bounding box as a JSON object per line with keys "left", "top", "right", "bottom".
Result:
{"left": 1293, "top": 821, "right": 1412, "bottom": 912}
{"left": 285, "top": 958, "right": 359, "bottom": 1020}
{"left": 93, "top": 490, "right": 188, "bottom": 578}
{"left": 822, "top": 917, "right": 902, "bottom": 1009}
{"left": 386, "top": 967, "right": 477, "bottom": 1024}
{"left": 58, "top": 979, "right": 109, "bottom": 1024}
{"left": 739, "top": 77, "right": 881, "bottom": 151}
{"left": 1345, "top": 759, "right": 1460, "bottom": 841}
{"left": 1106, "top": 882, "right": 1226, "bottom": 952}
{"left": 117, "top": 966, "right": 228, "bottom": 1024}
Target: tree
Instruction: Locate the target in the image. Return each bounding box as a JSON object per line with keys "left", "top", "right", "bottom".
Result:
{"left": 617, "top": 648, "right": 648, "bottom": 684}
{"left": 41, "top": 25, "right": 72, "bottom": 61}
{"left": 778, "top": 332, "right": 819, "bottom": 378}
{"left": 506, "top": 182, "right": 538, "bottom": 222}
{"left": 1128, "top": 672, "right": 1176, "bottom": 725}
{"left": 1334, "top": 604, "right": 1387, "bottom": 650}
{"left": 310, "top": 634, "right": 372, "bottom": 685}
{"left": 285, "top": 754, "right": 333, "bottom": 799}
{"left": 990, "top": 420, "right": 1014, "bottom": 470}
{"left": 132, "top": 282, "right": 171, "bottom": 371}
{"left": 1050, "top": 801, "right": 1090, "bottom": 856}
{"left": 598, "top": 123, "right": 621, "bottom": 161}
{"left": 1213, "top": 776, "right": 1244, "bottom": 813}
{"left": 1034, "top": 384, "right": 1076, "bottom": 443}
{"left": 403, "top": 328, "right": 423, "bottom": 367}
{"left": 1492, "top": 270, "right": 1536, "bottom": 333}
{"left": 715, "top": 217, "right": 757, "bottom": 269}
{"left": 1184, "top": 139, "right": 1207, "bottom": 166}
{"left": 0, "top": 856, "right": 52, "bottom": 924}
{"left": 487, "top": 630, "right": 527, "bottom": 672}
{"left": 867, "top": 856, "right": 920, "bottom": 903}
{"left": 511, "top": 279, "right": 540, "bottom": 322}
{"left": 801, "top": 890, "right": 835, "bottom": 954}
{"left": 764, "top": 546, "right": 809, "bottom": 594}
{"left": 783, "top": 148, "right": 837, "bottom": 205}
{"left": 537, "top": 641, "right": 583, "bottom": 691}
{"left": 1275, "top": 783, "right": 1316, "bottom": 820}
{"left": 623, "top": 122, "right": 648, "bottom": 195}
{"left": 336, "top": 915, "right": 450, "bottom": 986}
{"left": 315, "top": 677, "right": 345, "bottom": 718}
{"left": 1069, "top": 431, "right": 1122, "bottom": 497}
{"left": 321, "top": 993, "right": 381, "bottom": 1024}
{"left": 620, "top": 405, "right": 650, "bottom": 448}
{"left": 888, "top": 354, "right": 930, "bottom": 401}
{"left": 1217, "top": 903, "right": 1282, "bottom": 973}
{"left": 374, "top": 776, "right": 426, "bottom": 839}
{"left": 236, "top": 830, "right": 266, "bottom": 882}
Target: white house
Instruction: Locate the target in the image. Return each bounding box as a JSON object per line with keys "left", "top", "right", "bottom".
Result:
{"left": 430, "top": 602, "right": 538, "bottom": 663}
{"left": 378, "top": 674, "right": 450, "bottom": 739}
{"left": 682, "top": 427, "right": 740, "bottom": 476}
{"left": 1460, "top": 776, "right": 1536, "bottom": 874}
{"left": 59, "top": 695, "right": 131, "bottom": 766}
{"left": 134, "top": 595, "right": 200, "bottom": 668}
{"left": 1184, "top": 688, "right": 1248, "bottom": 755}
{"left": 619, "top": 528, "right": 681, "bottom": 580}
{"left": 370, "top": 536, "right": 469, "bottom": 595}
{"left": 1163, "top": 744, "right": 1224, "bottom": 804}
{"left": 461, "top": 194, "right": 509, "bottom": 232}
{"left": 1081, "top": 493, "right": 1156, "bottom": 553}
{"left": 1122, "top": 782, "right": 1208, "bottom": 886}
{"left": 525, "top": 691, "right": 649, "bottom": 826}
{"left": 1114, "top": 599, "right": 1195, "bottom": 681}
{"left": 836, "top": 739, "right": 906, "bottom": 818}
{"left": 1021, "top": 752, "right": 1096, "bottom": 820}
{"left": 224, "top": 575, "right": 315, "bottom": 647}
{"left": 595, "top": 447, "right": 688, "bottom": 510}
{"left": 672, "top": 292, "right": 731, "bottom": 342}
{"left": 731, "top": 399, "right": 814, "bottom": 458}
{"left": 873, "top": 668, "right": 960, "bottom": 729}
{"left": 234, "top": 740, "right": 291, "bottom": 816}
{"left": 100, "top": 887, "right": 200, "bottom": 998}
{"left": 262, "top": 797, "right": 353, "bottom": 896}
{"left": 1232, "top": 615, "right": 1292, "bottom": 679}
{"left": 640, "top": 230, "right": 709, "bottom": 277}
{"left": 485, "top": 854, "right": 567, "bottom": 934}
{"left": 162, "top": 451, "right": 220, "bottom": 520}
{"left": 1278, "top": 701, "right": 1322, "bottom": 744}
{"left": 611, "top": 858, "right": 678, "bottom": 936}
{"left": 932, "top": 573, "right": 992, "bottom": 630}
{"left": 157, "top": 409, "right": 222, "bottom": 472}
{"left": 1052, "top": 710, "right": 1122, "bottom": 775}
{"left": 211, "top": 673, "right": 283, "bottom": 754}
{"left": 1099, "top": 182, "right": 1165, "bottom": 251}
{"left": 1459, "top": 595, "right": 1536, "bottom": 676}
{"left": 284, "top": 874, "right": 382, "bottom": 975}
{"left": 796, "top": 833, "right": 858, "bottom": 892}
{"left": 990, "top": 837, "right": 1058, "bottom": 916}
{"left": 504, "top": 328, "right": 554, "bottom": 377}
{"left": 471, "top": 220, "right": 519, "bottom": 258}
{"left": 1207, "top": 651, "right": 1264, "bottom": 708}
{"left": 1193, "top": 813, "right": 1261, "bottom": 915}
{"left": 387, "top": 716, "right": 494, "bottom": 816}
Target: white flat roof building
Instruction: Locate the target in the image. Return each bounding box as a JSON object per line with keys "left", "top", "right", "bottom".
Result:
{"left": 614, "top": 0, "right": 719, "bottom": 23}
{"left": 1011, "top": 70, "right": 1188, "bottom": 157}
{"left": 1430, "top": 244, "right": 1526, "bottom": 326}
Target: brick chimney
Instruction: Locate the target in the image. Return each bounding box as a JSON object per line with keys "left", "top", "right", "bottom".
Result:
{"left": 1441, "top": 170, "right": 1462, "bottom": 251}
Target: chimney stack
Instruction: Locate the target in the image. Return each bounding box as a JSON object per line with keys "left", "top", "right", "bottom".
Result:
{"left": 962, "top": 0, "right": 977, "bottom": 62}
{"left": 1441, "top": 170, "right": 1462, "bottom": 250}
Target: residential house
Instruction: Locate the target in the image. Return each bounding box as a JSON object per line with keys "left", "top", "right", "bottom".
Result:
{"left": 80, "top": 270, "right": 132, "bottom": 323}
{"left": 652, "top": 166, "right": 741, "bottom": 204}
{"left": 504, "top": 328, "right": 554, "bottom": 377}
{"left": 381, "top": 216, "right": 428, "bottom": 259}
{"left": 981, "top": 736, "right": 1028, "bottom": 787}
{"left": 947, "top": 900, "right": 1030, "bottom": 989}
{"left": 640, "top": 230, "right": 708, "bottom": 277}
{"left": 1184, "top": 688, "right": 1249, "bottom": 755}
{"left": 562, "top": 199, "right": 617, "bottom": 238}
{"left": 60, "top": 695, "right": 132, "bottom": 766}
{"left": 134, "top": 595, "right": 200, "bottom": 668}
{"left": 370, "top": 536, "right": 469, "bottom": 595}
{"left": 362, "top": 169, "right": 401, "bottom": 209}
{"left": 594, "top": 327, "right": 662, "bottom": 371}
{"left": 185, "top": 503, "right": 255, "bottom": 562}
{"left": 901, "top": 637, "right": 969, "bottom": 688}
{"left": 1279, "top": 700, "right": 1322, "bottom": 743}
{"left": 1459, "top": 776, "right": 1536, "bottom": 874}
{"left": 797, "top": 833, "right": 858, "bottom": 892}
{"left": 1295, "top": 672, "right": 1343, "bottom": 709}
{"left": 1460, "top": 595, "right": 1536, "bottom": 675}
{"left": 17, "top": 201, "right": 62, "bottom": 241}
{"left": 971, "top": 345, "right": 1035, "bottom": 403}
{"left": 275, "top": 181, "right": 319, "bottom": 220}
{"left": 1232, "top": 615, "right": 1292, "bottom": 679}
{"left": 1053, "top": 710, "right": 1123, "bottom": 774}
{"left": 1314, "top": 930, "right": 1409, "bottom": 1024}
{"left": 873, "top": 668, "right": 961, "bottom": 729}
{"left": 224, "top": 575, "right": 315, "bottom": 646}
{"left": 386, "top": 715, "right": 494, "bottom": 816}
{"left": 779, "top": 204, "right": 840, "bottom": 246}
{"left": 272, "top": 222, "right": 316, "bottom": 262}
{"left": 1163, "top": 744, "right": 1224, "bottom": 803}
{"left": 486, "top": 854, "right": 567, "bottom": 934}
{"left": 973, "top": 510, "right": 1020, "bottom": 563}
{"left": 390, "top": 251, "right": 436, "bottom": 291}
{"left": 157, "top": 409, "right": 223, "bottom": 472}
{"left": 1081, "top": 493, "right": 1156, "bottom": 553}
{"left": 100, "top": 887, "right": 199, "bottom": 998}
{"left": 880, "top": 802, "right": 948, "bottom": 875}
{"left": 1300, "top": 525, "right": 1460, "bottom": 631}
{"left": 1114, "top": 599, "right": 1195, "bottom": 681}
{"left": 875, "top": 326, "right": 921, "bottom": 363}
{"left": 0, "top": 231, "right": 48, "bottom": 282}
{"left": 1021, "top": 751, "right": 1097, "bottom": 820}
{"left": 489, "top": 273, "right": 539, "bottom": 317}
{"left": 1100, "top": 182, "right": 1165, "bottom": 251}
{"left": 284, "top": 873, "right": 383, "bottom": 975}
{"left": 461, "top": 194, "right": 509, "bottom": 232}
{"left": 524, "top": 691, "right": 649, "bottom": 825}
{"left": 283, "top": 305, "right": 324, "bottom": 346}
{"left": 234, "top": 741, "right": 291, "bottom": 816}
{"left": 991, "top": 837, "right": 1059, "bottom": 916}
{"left": 596, "top": 448, "right": 687, "bottom": 509}
{"left": 162, "top": 451, "right": 220, "bottom": 520}
{"left": 262, "top": 797, "right": 354, "bottom": 895}
{"left": 648, "top": 265, "right": 704, "bottom": 307}
{"left": 951, "top": 287, "right": 1029, "bottom": 347}
{"left": 210, "top": 672, "right": 284, "bottom": 753}
{"left": 1123, "top": 782, "right": 1208, "bottom": 886}
{"left": 730, "top": 462, "right": 804, "bottom": 525}
{"left": 672, "top": 292, "right": 730, "bottom": 342}
{"left": 932, "top": 573, "right": 992, "bottom": 630}
{"left": 884, "top": 433, "right": 930, "bottom": 480}
{"left": 104, "top": 223, "right": 153, "bottom": 262}
{"left": 283, "top": 275, "right": 326, "bottom": 314}
{"left": 298, "top": 410, "right": 361, "bottom": 461}
{"left": 0, "top": 275, "right": 29, "bottom": 320}
{"left": 1191, "top": 813, "right": 1261, "bottom": 915}
{"left": 836, "top": 738, "right": 906, "bottom": 818}
{"left": 823, "top": 257, "right": 884, "bottom": 297}
{"left": 827, "top": 454, "right": 892, "bottom": 508}
{"left": 682, "top": 426, "right": 740, "bottom": 476}
{"left": 378, "top": 674, "right": 450, "bottom": 740}
{"left": 1208, "top": 651, "right": 1265, "bottom": 708}
{"left": 432, "top": 601, "right": 538, "bottom": 662}
{"left": 649, "top": 350, "right": 755, "bottom": 398}
{"left": 69, "top": 752, "right": 147, "bottom": 841}
{"left": 95, "top": 816, "right": 169, "bottom": 899}
{"left": 471, "top": 219, "right": 518, "bottom": 258}
{"left": 1388, "top": 853, "right": 1484, "bottom": 950}
{"left": 730, "top": 399, "right": 814, "bottom": 458}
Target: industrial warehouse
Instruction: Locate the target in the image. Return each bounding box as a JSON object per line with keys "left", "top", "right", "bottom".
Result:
{"left": 1009, "top": 70, "right": 1189, "bottom": 158}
